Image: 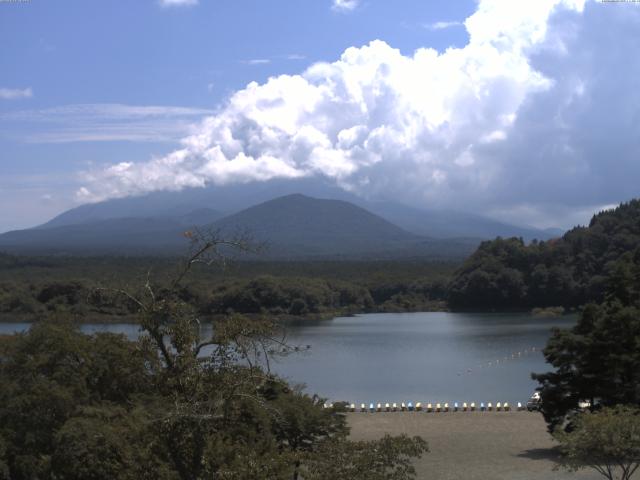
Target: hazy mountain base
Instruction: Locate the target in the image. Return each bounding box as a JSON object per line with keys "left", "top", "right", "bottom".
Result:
{"left": 34, "top": 180, "right": 559, "bottom": 241}
{"left": 0, "top": 193, "right": 554, "bottom": 257}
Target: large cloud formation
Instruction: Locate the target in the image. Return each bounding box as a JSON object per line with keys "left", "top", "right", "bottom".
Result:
{"left": 78, "top": 0, "right": 640, "bottom": 227}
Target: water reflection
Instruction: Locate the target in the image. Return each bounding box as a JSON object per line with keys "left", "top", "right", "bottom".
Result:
{"left": 0, "top": 312, "right": 575, "bottom": 404}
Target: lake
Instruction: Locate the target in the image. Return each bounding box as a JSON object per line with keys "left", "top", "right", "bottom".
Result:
{"left": 0, "top": 312, "right": 575, "bottom": 405}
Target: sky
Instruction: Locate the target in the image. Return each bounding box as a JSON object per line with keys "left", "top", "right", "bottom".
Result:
{"left": 1, "top": 0, "right": 639, "bottom": 233}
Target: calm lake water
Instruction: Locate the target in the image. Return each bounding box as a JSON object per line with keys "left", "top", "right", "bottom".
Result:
{"left": 0, "top": 312, "right": 575, "bottom": 405}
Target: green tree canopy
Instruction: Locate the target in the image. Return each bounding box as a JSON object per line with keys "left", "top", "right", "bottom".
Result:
{"left": 532, "top": 237, "right": 640, "bottom": 431}
{"left": 554, "top": 406, "right": 640, "bottom": 480}
{"left": 448, "top": 199, "right": 640, "bottom": 310}
{"left": 533, "top": 302, "right": 640, "bottom": 431}
{"left": 0, "top": 233, "right": 428, "bottom": 480}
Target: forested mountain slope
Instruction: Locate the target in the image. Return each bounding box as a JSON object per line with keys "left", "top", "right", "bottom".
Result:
{"left": 447, "top": 200, "right": 640, "bottom": 309}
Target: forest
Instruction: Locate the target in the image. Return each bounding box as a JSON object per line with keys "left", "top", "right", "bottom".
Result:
{"left": 2, "top": 199, "right": 640, "bottom": 320}
{"left": 2, "top": 201, "right": 640, "bottom": 478}
{"left": 0, "top": 254, "right": 454, "bottom": 322}
{"left": 447, "top": 200, "right": 640, "bottom": 310}
{"left": 0, "top": 200, "right": 640, "bottom": 321}
{"left": 530, "top": 216, "right": 640, "bottom": 441}
{"left": 0, "top": 240, "right": 429, "bottom": 479}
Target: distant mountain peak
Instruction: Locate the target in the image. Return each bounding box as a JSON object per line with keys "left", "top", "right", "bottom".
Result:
{"left": 1, "top": 181, "right": 561, "bottom": 257}
{"left": 276, "top": 193, "right": 311, "bottom": 200}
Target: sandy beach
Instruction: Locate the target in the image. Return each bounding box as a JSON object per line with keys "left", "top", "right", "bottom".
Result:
{"left": 348, "top": 411, "right": 602, "bottom": 480}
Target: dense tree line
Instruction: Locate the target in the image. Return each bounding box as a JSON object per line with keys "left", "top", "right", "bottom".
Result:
{"left": 0, "top": 257, "right": 453, "bottom": 322}
{"left": 0, "top": 238, "right": 428, "bottom": 480}
{"left": 0, "top": 319, "right": 427, "bottom": 480}
{"left": 208, "top": 276, "right": 375, "bottom": 316}
{"left": 448, "top": 199, "right": 640, "bottom": 309}
{"left": 207, "top": 275, "right": 448, "bottom": 317}
{"left": 532, "top": 231, "right": 640, "bottom": 431}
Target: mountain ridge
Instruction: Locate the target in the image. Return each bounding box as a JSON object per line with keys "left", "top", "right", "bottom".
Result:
{"left": 0, "top": 194, "right": 480, "bottom": 259}
{"left": 29, "top": 181, "right": 561, "bottom": 241}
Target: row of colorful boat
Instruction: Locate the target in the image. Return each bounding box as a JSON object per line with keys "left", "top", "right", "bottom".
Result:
{"left": 324, "top": 401, "right": 530, "bottom": 412}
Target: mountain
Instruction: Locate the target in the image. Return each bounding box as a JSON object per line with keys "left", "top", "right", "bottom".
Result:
{"left": 0, "top": 208, "right": 224, "bottom": 255}
{"left": 33, "top": 179, "right": 561, "bottom": 241}
{"left": 39, "top": 178, "right": 356, "bottom": 229}
{"left": 211, "top": 194, "right": 421, "bottom": 257}
{"left": 174, "top": 208, "right": 223, "bottom": 227}
{"left": 0, "top": 194, "right": 477, "bottom": 259}
{"left": 359, "top": 201, "right": 561, "bottom": 241}
{"left": 543, "top": 227, "right": 565, "bottom": 238}
{"left": 0, "top": 218, "right": 187, "bottom": 254}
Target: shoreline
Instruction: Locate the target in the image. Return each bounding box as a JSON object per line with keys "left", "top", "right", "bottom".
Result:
{"left": 0, "top": 305, "right": 576, "bottom": 325}
{"left": 347, "top": 411, "right": 600, "bottom": 480}
{"left": 0, "top": 307, "right": 448, "bottom": 325}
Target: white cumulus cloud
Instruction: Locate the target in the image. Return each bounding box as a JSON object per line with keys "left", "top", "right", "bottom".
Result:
{"left": 424, "top": 21, "right": 463, "bottom": 31}
{"left": 159, "top": 0, "right": 198, "bottom": 7}
{"left": 242, "top": 59, "right": 271, "bottom": 66}
{"left": 77, "top": 0, "right": 640, "bottom": 228}
{"left": 332, "top": 0, "right": 359, "bottom": 13}
{"left": 0, "top": 87, "right": 33, "bottom": 100}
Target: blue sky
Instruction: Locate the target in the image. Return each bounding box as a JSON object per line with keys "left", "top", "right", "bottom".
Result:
{"left": 0, "top": 0, "right": 474, "bottom": 231}
{"left": 1, "top": 0, "right": 639, "bottom": 233}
